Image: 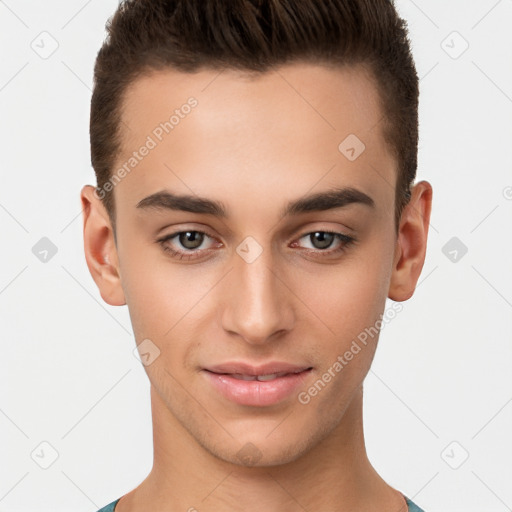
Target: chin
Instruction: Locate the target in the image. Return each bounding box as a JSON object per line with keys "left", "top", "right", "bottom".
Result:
{"left": 203, "top": 429, "right": 316, "bottom": 469}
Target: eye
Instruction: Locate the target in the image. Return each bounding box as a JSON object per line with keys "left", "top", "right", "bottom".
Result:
{"left": 293, "top": 230, "right": 355, "bottom": 256}
{"left": 157, "top": 230, "right": 218, "bottom": 260}
{"left": 157, "top": 229, "right": 356, "bottom": 262}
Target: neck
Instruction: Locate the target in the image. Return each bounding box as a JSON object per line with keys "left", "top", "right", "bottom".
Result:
{"left": 118, "top": 385, "right": 406, "bottom": 512}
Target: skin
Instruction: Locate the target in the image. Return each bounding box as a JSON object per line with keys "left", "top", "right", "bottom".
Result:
{"left": 81, "top": 62, "right": 432, "bottom": 512}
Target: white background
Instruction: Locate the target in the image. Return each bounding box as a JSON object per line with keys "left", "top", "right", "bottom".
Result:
{"left": 0, "top": 1, "right": 511, "bottom": 511}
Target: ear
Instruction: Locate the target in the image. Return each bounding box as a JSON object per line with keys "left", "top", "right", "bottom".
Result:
{"left": 388, "top": 180, "right": 433, "bottom": 302}
{"left": 80, "top": 185, "right": 126, "bottom": 306}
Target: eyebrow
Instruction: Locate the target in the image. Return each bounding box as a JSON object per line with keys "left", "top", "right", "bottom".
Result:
{"left": 135, "top": 186, "right": 375, "bottom": 217}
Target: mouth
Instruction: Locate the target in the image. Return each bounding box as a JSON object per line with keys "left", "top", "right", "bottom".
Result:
{"left": 202, "top": 364, "right": 313, "bottom": 407}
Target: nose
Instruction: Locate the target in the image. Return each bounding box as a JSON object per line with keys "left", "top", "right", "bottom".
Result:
{"left": 220, "top": 243, "right": 295, "bottom": 345}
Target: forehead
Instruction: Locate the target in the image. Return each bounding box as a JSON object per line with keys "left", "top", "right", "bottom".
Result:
{"left": 114, "top": 62, "right": 396, "bottom": 217}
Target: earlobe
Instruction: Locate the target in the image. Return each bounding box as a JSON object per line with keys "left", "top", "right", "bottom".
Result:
{"left": 388, "top": 181, "right": 433, "bottom": 302}
{"left": 80, "top": 185, "right": 126, "bottom": 306}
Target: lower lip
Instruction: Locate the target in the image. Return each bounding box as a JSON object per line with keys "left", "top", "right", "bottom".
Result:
{"left": 203, "top": 369, "right": 312, "bottom": 407}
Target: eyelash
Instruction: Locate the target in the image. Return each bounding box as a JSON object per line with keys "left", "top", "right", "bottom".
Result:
{"left": 156, "top": 229, "right": 356, "bottom": 261}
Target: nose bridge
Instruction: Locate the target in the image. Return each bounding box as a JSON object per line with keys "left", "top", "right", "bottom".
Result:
{"left": 221, "top": 238, "right": 294, "bottom": 344}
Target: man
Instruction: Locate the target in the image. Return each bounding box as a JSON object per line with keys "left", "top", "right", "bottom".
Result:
{"left": 81, "top": 0, "right": 432, "bottom": 510}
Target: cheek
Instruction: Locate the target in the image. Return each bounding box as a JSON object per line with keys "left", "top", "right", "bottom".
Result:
{"left": 117, "top": 241, "right": 182, "bottom": 338}
{"left": 293, "top": 254, "right": 393, "bottom": 418}
{"left": 118, "top": 243, "right": 220, "bottom": 361}
{"left": 289, "top": 233, "right": 396, "bottom": 403}
{"left": 291, "top": 252, "right": 394, "bottom": 341}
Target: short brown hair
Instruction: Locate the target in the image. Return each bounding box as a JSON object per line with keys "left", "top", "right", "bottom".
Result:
{"left": 90, "top": 0, "right": 419, "bottom": 233}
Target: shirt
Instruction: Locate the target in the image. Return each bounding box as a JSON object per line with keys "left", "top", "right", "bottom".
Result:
{"left": 96, "top": 494, "right": 425, "bottom": 511}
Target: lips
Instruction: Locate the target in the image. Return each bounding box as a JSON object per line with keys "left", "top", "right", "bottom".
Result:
{"left": 203, "top": 362, "right": 313, "bottom": 406}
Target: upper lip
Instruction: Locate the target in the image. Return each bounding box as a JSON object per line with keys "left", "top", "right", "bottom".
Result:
{"left": 204, "top": 362, "right": 313, "bottom": 376}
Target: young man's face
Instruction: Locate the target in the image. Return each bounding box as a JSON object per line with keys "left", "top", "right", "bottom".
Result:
{"left": 82, "top": 62, "right": 431, "bottom": 467}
